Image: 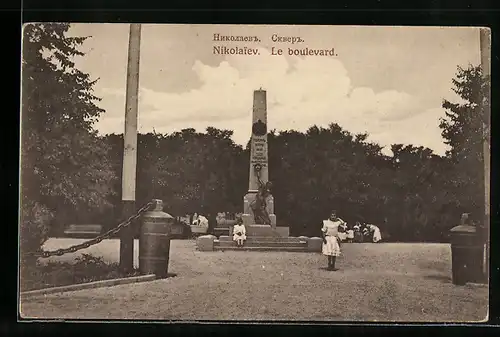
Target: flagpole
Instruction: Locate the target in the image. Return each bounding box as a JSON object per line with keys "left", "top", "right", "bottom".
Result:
{"left": 120, "top": 24, "right": 142, "bottom": 273}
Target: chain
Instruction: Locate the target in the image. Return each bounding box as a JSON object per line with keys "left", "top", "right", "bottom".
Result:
{"left": 26, "top": 201, "right": 154, "bottom": 259}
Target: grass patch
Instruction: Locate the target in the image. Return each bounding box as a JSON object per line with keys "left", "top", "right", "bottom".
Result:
{"left": 20, "top": 254, "right": 140, "bottom": 292}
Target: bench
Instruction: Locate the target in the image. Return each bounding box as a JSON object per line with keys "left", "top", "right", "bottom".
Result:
{"left": 64, "top": 224, "right": 102, "bottom": 238}
{"left": 213, "top": 227, "right": 230, "bottom": 238}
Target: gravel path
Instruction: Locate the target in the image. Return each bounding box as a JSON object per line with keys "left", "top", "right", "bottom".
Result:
{"left": 20, "top": 240, "right": 488, "bottom": 322}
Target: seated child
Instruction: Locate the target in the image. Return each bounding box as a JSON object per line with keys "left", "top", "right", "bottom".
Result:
{"left": 232, "top": 217, "right": 246, "bottom": 247}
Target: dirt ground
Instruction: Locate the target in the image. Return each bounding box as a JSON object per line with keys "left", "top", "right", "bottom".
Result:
{"left": 20, "top": 239, "right": 488, "bottom": 322}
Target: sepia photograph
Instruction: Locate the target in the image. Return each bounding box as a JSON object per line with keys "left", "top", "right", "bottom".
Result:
{"left": 19, "top": 23, "right": 490, "bottom": 322}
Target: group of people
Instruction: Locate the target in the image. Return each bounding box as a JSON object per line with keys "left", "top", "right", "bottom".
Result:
{"left": 334, "top": 221, "right": 382, "bottom": 244}
{"left": 321, "top": 210, "right": 382, "bottom": 271}
{"left": 177, "top": 213, "right": 210, "bottom": 228}
{"left": 188, "top": 209, "right": 383, "bottom": 273}
{"left": 191, "top": 213, "right": 209, "bottom": 228}
{"left": 182, "top": 209, "right": 383, "bottom": 273}
{"left": 351, "top": 222, "right": 382, "bottom": 243}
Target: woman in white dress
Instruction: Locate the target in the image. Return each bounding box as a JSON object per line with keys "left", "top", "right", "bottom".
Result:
{"left": 346, "top": 227, "right": 354, "bottom": 243}
{"left": 197, "top": 215, "right": 209, "bottom": 228}
{"left": 232, "top": 217, "right": 247, "bottom": 247}
{"left": 368, "top": 224, "right": 382, "bottom": 243}
{"left": 321, "top": 211, "right": 346, "bottom": 271}
{"left": 192, "top": 213, "right": 199, "bottom": 226}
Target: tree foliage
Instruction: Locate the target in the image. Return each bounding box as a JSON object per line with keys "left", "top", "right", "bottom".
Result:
{"left": 439, "top": 65, "right": 489, "bottom": 222}
{"left": 103, "top": 128, "right": 247, "bottom": 222}
{"left": 21, "top": 23, "right": 117, "bottom": 254}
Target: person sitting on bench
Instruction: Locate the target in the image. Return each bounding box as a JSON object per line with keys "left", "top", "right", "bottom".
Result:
{"left": 232, "top": 217, "right": 247, "bottom": 247}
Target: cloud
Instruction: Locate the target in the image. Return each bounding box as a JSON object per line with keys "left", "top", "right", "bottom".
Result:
{"left": 95, "top": 47, "right": 448, "bottom": 155}
{"left": 370, "top": 108, "right": 450, "bottom": 155}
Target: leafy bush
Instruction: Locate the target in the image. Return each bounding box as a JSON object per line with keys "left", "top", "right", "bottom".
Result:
{"left": 72, "top": 254, "right": 120, "bottom": 283}
{"left": 20, "top": 254, "right": 140, "bottom": 292}
{"left": 19, "top": 201, "right": 53, "bottom": 267}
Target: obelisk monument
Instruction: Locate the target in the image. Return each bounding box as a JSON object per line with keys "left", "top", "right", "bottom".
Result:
{"left": 242, "top": 89, "right": 277, "bottom": 231}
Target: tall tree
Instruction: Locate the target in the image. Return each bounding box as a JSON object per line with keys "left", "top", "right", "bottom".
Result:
{"left": 439, "top": 65, "right": 488, "bottom": 220}
{"left": 21, "top": 23, "right": 116, "bottom": 256}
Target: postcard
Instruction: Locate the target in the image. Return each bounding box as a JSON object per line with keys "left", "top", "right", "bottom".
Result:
{"left": 19, "top": 23, "right": 490, "bottom": 322}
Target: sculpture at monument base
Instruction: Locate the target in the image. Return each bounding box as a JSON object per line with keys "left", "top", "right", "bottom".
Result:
{"left": 250, "top": 164, "right": 273, "bottom": 226}
{"left": 242, "top": 164, "right": 278, "bottom": 231}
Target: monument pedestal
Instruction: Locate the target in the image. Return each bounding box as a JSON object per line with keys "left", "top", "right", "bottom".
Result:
{"left": 241, "top": 214, "right": 277, "bottom": 227}
{"left": 242, "top": 191, "right": 276, "bottom": 227}
{"left": 239, "top": 191, "right": 289, "bottom": 237}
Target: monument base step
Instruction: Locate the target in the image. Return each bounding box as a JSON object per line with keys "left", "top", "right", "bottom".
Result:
{"left": 230, "top": 225, "right": 289, "bottom": 237}
{"left": 213, "top": 227, "right": 230, "bottom": 237}
{"left": 215, "top": 239, "right": 306, "bottom": 248}
{"left": 218, "top": 236, "right": 304, "bottom": 243}
{"left": 214, "top": 246, "right": 308, "bottom": 252}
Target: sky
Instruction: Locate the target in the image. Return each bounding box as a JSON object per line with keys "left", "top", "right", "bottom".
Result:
{"left": 68, "top": 24, "right": 481, "bottom": 156}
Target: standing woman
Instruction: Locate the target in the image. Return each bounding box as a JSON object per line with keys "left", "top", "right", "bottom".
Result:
{"left": 353, "top": 222, "right": 362, "bottom": 243}
{"left": 321, "top": 210, "right": 346, "bottom": 271}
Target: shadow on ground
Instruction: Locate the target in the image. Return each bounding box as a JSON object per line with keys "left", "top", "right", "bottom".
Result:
{"left": 157, "top": 273, "right": 177, "bottom": 279}
{"left": 424, "top": 274, "right": 452, "bottom": 283}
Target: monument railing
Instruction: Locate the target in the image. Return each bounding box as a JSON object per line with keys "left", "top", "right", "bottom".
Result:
{"left": 23, "top": 201, "right": 154, "bottom": 259}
